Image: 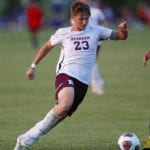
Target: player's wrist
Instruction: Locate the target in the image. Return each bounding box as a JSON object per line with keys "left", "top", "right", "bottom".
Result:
{"left": 30, "top": 63, "right": 37, "bottom": 69}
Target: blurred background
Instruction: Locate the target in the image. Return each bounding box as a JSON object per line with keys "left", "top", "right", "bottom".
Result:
{"left": 0, "top": 1, "right": 150, "bottom": 149}
{"left": 0, "top": 0, "right": 150, "bottom": 31}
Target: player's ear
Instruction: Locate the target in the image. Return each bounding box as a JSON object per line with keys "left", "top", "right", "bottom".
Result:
{"left": 71, "top": 17, "right": 75, "bottom": 25}
{"left": 71, "top": 15, "right": 74, "bottom": 20}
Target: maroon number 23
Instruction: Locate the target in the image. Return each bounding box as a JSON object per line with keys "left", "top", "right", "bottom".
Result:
{"left": 74, "top": 41, "right": 89, "bottom": 50}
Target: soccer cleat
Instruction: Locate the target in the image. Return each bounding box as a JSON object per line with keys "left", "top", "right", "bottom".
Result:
{"left": 91, "top": 80, "right": 104, "bottom": 95}
{"left": 14, "top": 136, "right": 29, "bottom": 150}
{"left": 92, "top": 85, "right": 104, "bottom": 95}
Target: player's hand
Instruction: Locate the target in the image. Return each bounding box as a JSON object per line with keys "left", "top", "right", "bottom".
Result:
{"left": 142, "top": 50, "right": 150, "bottom": 65}
{"left": 118, "top": 21, "right": 127, "bottom": 30}
{"left": 26, "top": 68, "right": 36, "bottom": 79}
{"left": 118, "top": 21, "right": 128, "bottom": 40}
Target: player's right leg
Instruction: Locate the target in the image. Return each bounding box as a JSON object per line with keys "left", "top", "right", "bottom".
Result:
{"left": 14, "top": 87, "right": 74, "bottom": 150}
{"left": 14, "top": 107, "right": 64, "bottom": 150}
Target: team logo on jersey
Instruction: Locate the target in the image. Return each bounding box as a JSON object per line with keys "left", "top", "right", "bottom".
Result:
{"left": 68, "top": 80, "right": 74, "bottom": 86}
{"left": 71, "top": 36, "right": 90, "bottom": 41}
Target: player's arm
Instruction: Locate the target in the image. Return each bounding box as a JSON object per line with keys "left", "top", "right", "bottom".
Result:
{"left": 142, "top": 50, "right": 150, "bottom": 65}
{"left": 26, "top": 41, "right": 53, "bottom": 80}
{"left": 32, "top": 41, "right": 53, "bottom": 65}
{"left": 110, "top": 21, "right": 128, "bottom": 40}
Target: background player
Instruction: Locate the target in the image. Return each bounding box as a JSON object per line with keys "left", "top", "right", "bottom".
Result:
{"left": 14, "top": 1, "right": 128, "bottom": 150}
{"left": 26, "top": 0, "right": 44, "bottom": 49}
{"left": 80, "top": 0, "right": 107, "bottom": 95}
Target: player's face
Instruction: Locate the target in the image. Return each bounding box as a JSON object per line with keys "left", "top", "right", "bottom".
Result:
{"left": 72, "top": 12, "right": 90, "bottom": 31}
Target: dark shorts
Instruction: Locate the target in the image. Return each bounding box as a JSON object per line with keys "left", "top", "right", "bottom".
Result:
{"left": 55, "top": 73, "right": 88, "bottom": 116}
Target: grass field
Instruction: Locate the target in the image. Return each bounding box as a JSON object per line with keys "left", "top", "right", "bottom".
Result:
{"left": 0, "top": 26, "right": 150, "bottom": 150}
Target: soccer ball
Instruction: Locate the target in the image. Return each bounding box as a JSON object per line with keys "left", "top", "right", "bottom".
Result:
{"left": 118, "top": 132, "right": 140, "bottom": 150}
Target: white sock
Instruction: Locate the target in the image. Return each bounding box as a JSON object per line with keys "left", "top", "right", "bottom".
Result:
{"left": 91, "top": 62, "right": 103, "bottom": 83}
{"left": 20, "top": 108, "right": 62, "bottom": 146}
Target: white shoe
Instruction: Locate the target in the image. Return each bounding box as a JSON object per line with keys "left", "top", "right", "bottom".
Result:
{"left": 91, "top": 80, "right": 104, "bottom": 95}
{"left": 14, "top": 136, "right": 29, "bottom": 150}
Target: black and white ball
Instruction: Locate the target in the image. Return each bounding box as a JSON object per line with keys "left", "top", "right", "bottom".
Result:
{"left": 118, "top": 132, "right": 140, "bottom": 150}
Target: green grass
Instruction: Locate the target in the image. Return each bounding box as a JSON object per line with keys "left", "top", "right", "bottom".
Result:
{"left": 0, "top": 27, "right": 150, "bottom": 150}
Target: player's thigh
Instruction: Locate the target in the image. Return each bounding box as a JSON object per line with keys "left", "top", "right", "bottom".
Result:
{"left": 57, "top": 86, "right": 74, "bottom": 108}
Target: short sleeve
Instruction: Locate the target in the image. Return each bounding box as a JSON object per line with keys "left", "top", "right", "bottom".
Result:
{"left": 49, "top": 29, "right": 63, "bottom": 46}
{"left": 98, "top": 26, "right": 112, "bottom": 40}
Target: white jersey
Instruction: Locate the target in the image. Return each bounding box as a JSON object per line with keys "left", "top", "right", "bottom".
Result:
{"left": 50, "top": 25, "right": 112, "bottom": 85}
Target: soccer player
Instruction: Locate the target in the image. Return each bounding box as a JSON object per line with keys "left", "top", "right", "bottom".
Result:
{"left": 26, "top": 0, "right": 44, "bottom": 49}
{"left": 14, "top": 1, "right": 128, "bottom": 150}
{"left": 80, "top": 0, "right": 107, "bottom": 95}
{"left": 142, "top": 50, "right": 150, "bottom": 65}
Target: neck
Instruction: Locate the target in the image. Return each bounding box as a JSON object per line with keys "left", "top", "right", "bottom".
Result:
{"left": 71, "top": 26, "right": 85, "bottom": 31}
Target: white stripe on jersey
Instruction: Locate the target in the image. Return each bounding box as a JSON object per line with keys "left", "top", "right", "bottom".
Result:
{"left": 50, "top": 25, "right": 112, "bottom": 85}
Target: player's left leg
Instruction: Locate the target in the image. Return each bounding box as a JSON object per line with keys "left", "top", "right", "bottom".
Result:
{"left": 91, "top": 62, "right": 104, "bottom": 94}
{"left": 91, "top": 44, "right": 104, "bottom": 95}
